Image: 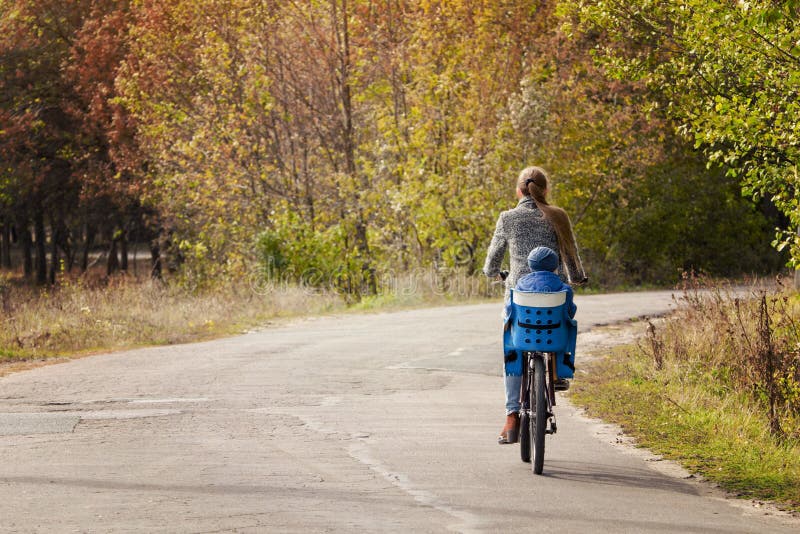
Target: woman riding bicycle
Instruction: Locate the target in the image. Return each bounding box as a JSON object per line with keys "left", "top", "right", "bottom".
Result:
{"left": 483, "top": 166, "right": 587, "bottom": 444}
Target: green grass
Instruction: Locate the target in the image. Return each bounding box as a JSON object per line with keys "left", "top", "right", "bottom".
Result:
{"left": 571, "top": 342, "right": 800, "bottom": 511}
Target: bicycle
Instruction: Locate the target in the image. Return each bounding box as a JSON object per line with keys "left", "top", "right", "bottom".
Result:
{"left": 507, "top": 288, "right": 576, "bottom": 475}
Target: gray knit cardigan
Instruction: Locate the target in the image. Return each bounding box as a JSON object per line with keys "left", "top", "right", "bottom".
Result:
{"left": 483, "top": 197, "right": 586, "bottom": 290}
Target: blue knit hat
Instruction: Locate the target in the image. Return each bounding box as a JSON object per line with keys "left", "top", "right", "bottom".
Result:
{"left": 527, "top": 246, "right": 559, "bottom": 272}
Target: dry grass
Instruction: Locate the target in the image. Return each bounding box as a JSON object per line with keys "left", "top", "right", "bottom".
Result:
{"left": 0, "top": 275, "right": 345, "bottom": 362}
{"left": 0, "top": 267, "right": 503, "bottom": 365}
{"left": 571, "top": 276, "right": 800, "bottom": 511}
{"left": 652, "top": 276, "right": 800, "bottom": 438}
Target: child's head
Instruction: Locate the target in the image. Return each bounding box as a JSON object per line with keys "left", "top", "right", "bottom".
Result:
{"left": 527, "top": 246, "right": 558, "bottom": 272}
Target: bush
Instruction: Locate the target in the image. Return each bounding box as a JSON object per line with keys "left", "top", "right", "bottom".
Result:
{"left": 643, "top": 275, "right": 800, "bottom": 438}
{"left": 255, "top": 208, "right": 372, "bottom": 296}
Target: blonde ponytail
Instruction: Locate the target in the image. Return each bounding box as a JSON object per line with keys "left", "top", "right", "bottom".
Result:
{"left": 517, "top": 167, "right": 583, "bottom": 280}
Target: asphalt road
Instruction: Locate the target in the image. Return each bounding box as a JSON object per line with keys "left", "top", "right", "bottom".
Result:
{"left": 0, "top": 290, "right": 797, "bottom": 533}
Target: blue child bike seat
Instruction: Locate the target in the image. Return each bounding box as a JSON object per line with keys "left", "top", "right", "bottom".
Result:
{"left": 505, "top": 289, "right": 577, "bottom": 379}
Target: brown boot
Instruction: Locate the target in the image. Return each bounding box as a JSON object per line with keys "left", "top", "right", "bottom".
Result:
{"left": 498, "top": 412, "right": 520, "bottom": 444}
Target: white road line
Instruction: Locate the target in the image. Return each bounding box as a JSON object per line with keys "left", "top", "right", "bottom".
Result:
{"left": 348, "top": 439, "right": 485, "bottom": 534}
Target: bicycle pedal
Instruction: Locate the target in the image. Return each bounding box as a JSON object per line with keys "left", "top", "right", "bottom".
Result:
{"left": 553, "top": 379, "right": 570, "bottom": 391}
{"left": 547, "top": 415, "right": 557, "bottom": 435}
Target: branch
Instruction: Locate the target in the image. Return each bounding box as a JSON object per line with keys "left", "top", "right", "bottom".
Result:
{"left": 750, "top": 27, "right": 800, "bottom": 66}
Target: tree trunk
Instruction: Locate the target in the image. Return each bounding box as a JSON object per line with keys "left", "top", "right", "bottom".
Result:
{"left": 107, "top": 236, "right": 119, "bottom": 276}
{"left": 81, "top": 224, "right": 95, "bottom": 272}
{"left": 20, "top": 222, "right": 32, "bottom": 278}
{"left": 335, "top": 0, "right": 376, "bottom": 296}
{"left": 48, "top": 222, "right": 59, "bottom": 285}
{"left": 34, "top": 212, "right": 47, "bottom": 285}
{"left": 0, "top": 219, "right": 11, "bottom": 269}
{"left": 58, "top": 221, "right": 74, "bottom": 272}
{"left": 131, "top": 221, "right": 138, "bottom": 277}
{"left": 120, "top": 230, "right": 128, "bottom": 272}
{"left": 150, "top": 240, "right": 162, "bottom": 279}
{"left": 795, "top": 227, "right": 800, "bottom": 290}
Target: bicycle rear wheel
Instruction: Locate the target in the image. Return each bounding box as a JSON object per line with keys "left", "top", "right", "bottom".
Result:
{"left": 532, "top": 355, "right": 547, "bottom": 474}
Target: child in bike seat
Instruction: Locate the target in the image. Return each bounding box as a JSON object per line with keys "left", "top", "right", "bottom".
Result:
{"left": 504, "top": 246, "right": 576, "bottom": 321}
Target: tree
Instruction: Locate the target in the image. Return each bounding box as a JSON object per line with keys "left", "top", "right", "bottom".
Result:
{"left": 571, "top": 0, "right": 800, "bottom": 265}
{"left": 0, "top": 0, "right": 150, "bottom": 282}
{"left": 2, "top": 0, "right": 782, "bottom": 291}
{"left": 0, "top": 0, "right": 83, "bottom": 283}
{"left": 65, "top": 0, "right": 148, "bottom": 276}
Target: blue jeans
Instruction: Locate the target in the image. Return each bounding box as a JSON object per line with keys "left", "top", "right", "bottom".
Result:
{"left": 501, "top": 303, "right": 522, "bottom": 414}
{"left": 505, "top": 372, "right": 521, "bottom": 414}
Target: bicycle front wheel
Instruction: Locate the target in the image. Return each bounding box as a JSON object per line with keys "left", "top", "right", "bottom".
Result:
{"left": 532, "top": 355, "right": 547, "bottom": 475}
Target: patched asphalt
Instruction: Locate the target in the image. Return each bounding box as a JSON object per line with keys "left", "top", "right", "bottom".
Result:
{"left": 0, "top": 290, "right": 797, "bottom": 533}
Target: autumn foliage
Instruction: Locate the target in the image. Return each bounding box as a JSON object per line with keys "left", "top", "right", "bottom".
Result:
{"left": 0, "top": 1, "right": 790, "bottom": 292}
